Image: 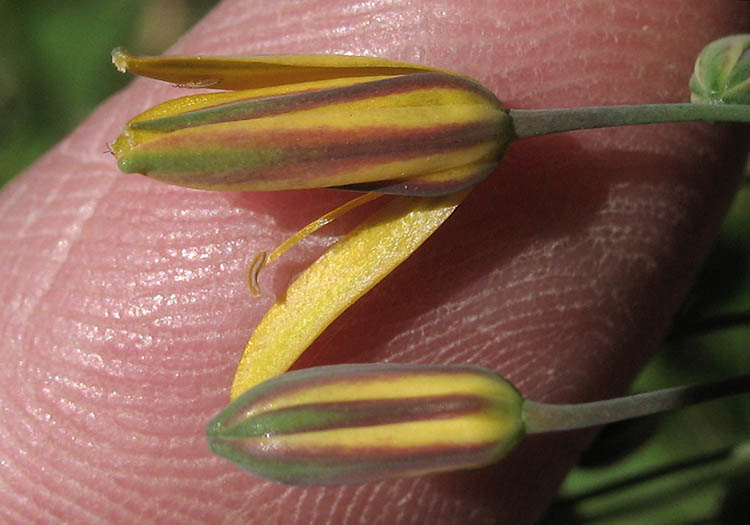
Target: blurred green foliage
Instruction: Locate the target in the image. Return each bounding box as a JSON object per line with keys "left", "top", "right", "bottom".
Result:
{"left": 0, "top": 0, "right": 218, "bottom": 187}
{"left": 545, "top": 175, "right": 750, "bottom": 524}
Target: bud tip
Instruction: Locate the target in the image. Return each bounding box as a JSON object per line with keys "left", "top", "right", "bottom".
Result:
{"left": 111, "top": 47, "right": 132, "bottom": 74}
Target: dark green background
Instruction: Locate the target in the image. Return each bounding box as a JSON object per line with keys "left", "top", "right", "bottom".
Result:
{"left": 0, "top": 0, "right": 219, "bottom": 186}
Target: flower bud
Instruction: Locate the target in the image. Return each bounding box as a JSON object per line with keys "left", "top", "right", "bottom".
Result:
{"left": 690, "top": 34, "right": 750, "bottom": 104}
{"left": 207, "top": 364, "right": 524, "bottom": 485}
{"left": 112, "top": 50, "right": 512, "bottom": 196}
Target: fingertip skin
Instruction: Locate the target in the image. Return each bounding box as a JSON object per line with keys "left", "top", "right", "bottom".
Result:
{"left": 0, "top": 1, "right": 748, "bottom": 524}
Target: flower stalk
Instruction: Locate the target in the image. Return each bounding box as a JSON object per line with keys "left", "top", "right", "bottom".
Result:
{"left": 522, "top": 373, "right": 750, "bottom": 434}
{"left": 509, "top": 102, "right": 750, "bottom": 139}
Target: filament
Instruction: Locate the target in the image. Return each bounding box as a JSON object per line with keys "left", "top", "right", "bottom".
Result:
{"left": 248, "top": 192, "right": 383, "bottom": 295}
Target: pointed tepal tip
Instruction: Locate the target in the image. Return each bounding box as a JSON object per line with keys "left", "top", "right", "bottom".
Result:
{"left": 111, "top": 47, "right": 132, "bottom": 74}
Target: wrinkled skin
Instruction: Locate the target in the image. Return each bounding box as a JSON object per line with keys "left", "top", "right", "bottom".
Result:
{"left": 1, "top": 1, "right": 748, "bottom": 523}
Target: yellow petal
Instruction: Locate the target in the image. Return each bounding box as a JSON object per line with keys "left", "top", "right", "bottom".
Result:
{"left": 112, "top": 47, "right": 443, "bottom": 91}
{"left": 230, "top": 192, "right": 468, "bottom": 399}
{"left": 112, "top": 67, "right": 509, "bottom": 196}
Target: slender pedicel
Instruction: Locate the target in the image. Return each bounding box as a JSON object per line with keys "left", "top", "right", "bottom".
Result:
{"left": 509, "top": 103, "right": 750, "bottom": 139}
{"left": 521, "top": 373, "right": 750, "bottom": 433}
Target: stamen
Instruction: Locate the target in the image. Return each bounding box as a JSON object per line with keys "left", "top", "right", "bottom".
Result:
{"left": 247, "top": 192, "right": 383, "bottom": 295}
{"left": 247, "top": 251, "right": 267, "bottom": 297}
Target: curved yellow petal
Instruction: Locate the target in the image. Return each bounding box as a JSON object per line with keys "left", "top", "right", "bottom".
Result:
{"left": 230, "top": 191, "right": 468, "bottom": 399}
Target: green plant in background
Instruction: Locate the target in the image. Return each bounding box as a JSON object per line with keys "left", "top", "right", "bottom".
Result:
{"left": 0, "top": 0, "right": 218, "bottom": 187}
{"left": 545, "top": 175, "right": 750, "bottom": 524}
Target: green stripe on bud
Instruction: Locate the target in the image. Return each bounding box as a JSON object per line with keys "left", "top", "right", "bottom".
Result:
{"left": 207, "top": 363, "right": 524, "bottom": 486}
{"left": 112, "top": 56, "right": 511, "bottom": 196}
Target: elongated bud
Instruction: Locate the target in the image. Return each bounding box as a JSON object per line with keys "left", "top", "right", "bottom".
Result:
{"left": 690, "top": 34, "right": 750, "bottom": 104}
{"left": 207, "top": 364, "right": 524, "bottom": 485}
{"left": 112, "top": 51, "right": 511, "bottom": 196}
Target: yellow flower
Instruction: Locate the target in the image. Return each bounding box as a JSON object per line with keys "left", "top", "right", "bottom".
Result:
{"left": 113, "top": 39, "right": 750, "bottom": 485}
{"left": 111, "top": 48, "right": 510, "bottom": 195}
{"left": 111, "top": 49, "right": 513, "bottom": 398}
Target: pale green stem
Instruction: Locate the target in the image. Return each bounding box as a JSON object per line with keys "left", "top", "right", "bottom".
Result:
{"left": 523, "top": 374, "right": 750, "bottom": 434}
{"left": 509, "top": 103, "right": 750, "bottom": 139}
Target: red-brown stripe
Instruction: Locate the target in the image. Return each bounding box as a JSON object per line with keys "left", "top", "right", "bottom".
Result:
{"left": 132, "top": 71, "right": 502, "bottom": 131}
